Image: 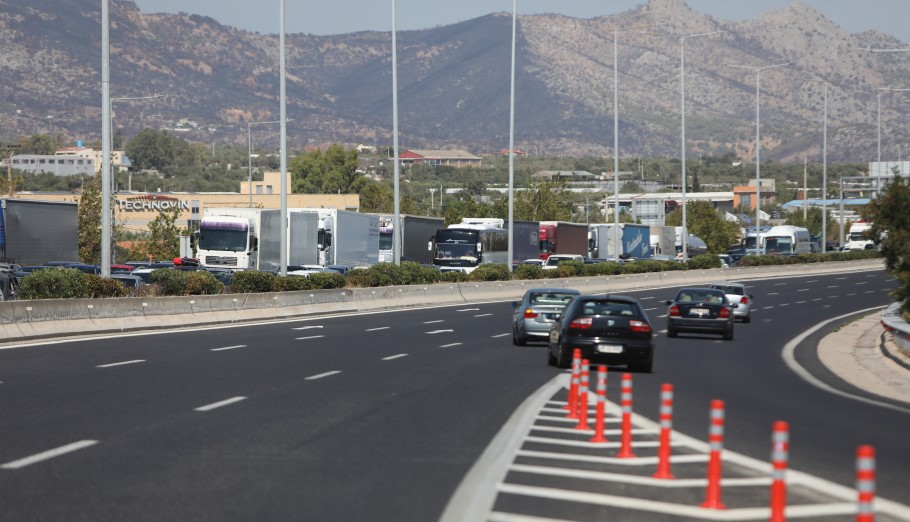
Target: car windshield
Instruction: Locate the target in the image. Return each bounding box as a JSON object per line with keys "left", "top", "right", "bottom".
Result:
{"left": 530, "top": 292, "right": 577, "bottom": 305}
{"left": 581, "top": 300, "right": 639, "bottom": 317}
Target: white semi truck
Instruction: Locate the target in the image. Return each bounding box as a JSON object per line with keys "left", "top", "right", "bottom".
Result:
{"left": 195, "top": 208, "right": 282, "bottom": 271}
{"left": 304, "top": 209, "right": 379, "bottom": 269}
{"left": 842, "top": 221, "right": 875, "bottom": 251}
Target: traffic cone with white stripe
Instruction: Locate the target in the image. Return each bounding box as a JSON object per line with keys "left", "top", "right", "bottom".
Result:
{"left": 615, "top": 373, "right": 636, "bottom": 458}
{"left": 589, "top": 366, "right": 608, "bottom": 443}
{"left": 856, "top": 445, "right": 876, "bottom": 522}
{"left": 700, "top": 400, "right": 726, "bottom": 509}
{"left": 770, "top": 421, "right": 789, "bottom": 522}
{"left": 573, "top": 359, "right": 591, "bottom": 430}
{"left": 565, "top": 349, "right": 581, "bottom": 417}
{"left": 652, "top": 383, "right": 675, "bottom": 479}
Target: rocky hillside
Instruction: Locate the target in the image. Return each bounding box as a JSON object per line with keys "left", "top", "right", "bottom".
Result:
{"left": 1, "top": 0, "right": 908, "bottom": 162}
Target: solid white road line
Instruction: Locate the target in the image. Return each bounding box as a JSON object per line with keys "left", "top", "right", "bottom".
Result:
{"left": 305, "top": 371, "right": 341, "bottom": 380}
{"left": 457, "top": 308, "right": 480, "bottom": 312}
{"left": 295, "top": 335, "right": 325, "bottom": 340}
{"left": 97, "top": 359, "right": 145, "bottom": 368}
{"left": 382, "top": 354, "right": 408, "bottom": 361}
{"left": 366, "top": 327, "right": 390, "bottom": 331}
{"left": 211, "top": 345, "right": 246, "bottom": 352}
{"left": 1, "top": 440, "right": 99, "bottom": 470}
{"left": 292, "top": 325, "right": 324, "bottom": 330}
{"left": 440, "top": 343, "right": 463, "bottom": 348}
{"left": 194, "top": 396, "right": 247, "bottom": 412}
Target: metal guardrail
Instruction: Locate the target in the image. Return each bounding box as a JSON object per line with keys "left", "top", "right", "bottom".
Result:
{"left": 881, "top": 302, "right": 910, "bottom": 353}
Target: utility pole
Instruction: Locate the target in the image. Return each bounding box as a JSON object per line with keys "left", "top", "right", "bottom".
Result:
{"left": 2, "top": 144, "right": 21, "bottom": 196}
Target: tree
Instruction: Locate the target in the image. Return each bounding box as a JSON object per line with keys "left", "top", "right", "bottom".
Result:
{"left": 77, "top": 176, "right": 103, "bottom": 264}
{"left": 290, "top": 145, "right": 360, "bottom": 194}
{"left": 665, "top": 201, "right": 740, "bottom": 253}
{"left": 863, "top": 176, "right": 910, "bottom": 317}
{"left": 125, "top": 129, "right": 191, "bottom": 171}
{"left": 20, "top": 134, "right": 59, "bottom": 155}
{"left": 143, "top": 206, "right": 187, "bottom": 262}
{"left": 490, "top": 178, "right": 573, "bottom": 222}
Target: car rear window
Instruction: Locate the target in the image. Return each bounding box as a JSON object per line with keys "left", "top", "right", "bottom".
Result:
{"left": 581, "top": 300, "right": 639, "bottom": 317}
{"left": 678, "top": 291, "right": 725, "bottom": 303}
{"left": 711, "top": 285, "right": 744, "bottom": 296}
{"left": 531, "top": 292, "right": 577, "bottom": 305}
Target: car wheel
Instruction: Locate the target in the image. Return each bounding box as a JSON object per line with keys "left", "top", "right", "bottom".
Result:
{"left": 743, "top": 314, "right": 751, "bottom": 324}
{"left": 512, "top": 327, "right": 527, "bottom": 346}
{"left": 723, "top": 327, "right": 734, "bottom": 341}
{"left": 555, "top": 344, "right": 571, "bottom": 369}
{"left": 629, "top": 358, "right": 653, "bottom": 373}
{"left": 666, "top": 328, "right": 678, "bottom": 338}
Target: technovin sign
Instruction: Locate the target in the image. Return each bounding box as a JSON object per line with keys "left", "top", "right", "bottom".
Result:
{"left": 118, "top": 196, "right": 190, "bottom": 212}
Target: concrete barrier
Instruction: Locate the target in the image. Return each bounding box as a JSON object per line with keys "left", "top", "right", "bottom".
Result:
{"left": 0, "top": 258, "right": 886, "bottom": 343}
{"left": 881, "top": 302, "right": 910, "bottom": 353}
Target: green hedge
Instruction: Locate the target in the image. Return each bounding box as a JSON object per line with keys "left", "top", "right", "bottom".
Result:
{"left": 17, "top": 268, "right": 130, "bottom": 300}
{"left": 230, "top": 270, "right": 277, "bottom": 293}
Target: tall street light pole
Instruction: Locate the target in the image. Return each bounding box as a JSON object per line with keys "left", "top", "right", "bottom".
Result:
{"left": 247, "top": 120, "right": 281, "bottom": 208}
{"left": 278, "top": 0, "right": 288, "bottom": 276}
{"left": 800, "top": 78, "right": 829, "bottom": 252}
{"left": 392, "top": 0, "right": 401, "bottom": 265}
{"left": 726, "top": 62, "right": 789, "bottom": 252}
{"left": 609, "top": 23, "right": 660, "bottom": 262}
{"left": 508, "top": 0, "right": 517, "bottom": 269}
{"left": 101, "top": 0, "right": 112, "bottom": 277}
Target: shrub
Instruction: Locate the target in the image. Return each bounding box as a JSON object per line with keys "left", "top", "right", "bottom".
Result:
{"left": 345, "top": 269, "right": 373, "bottom": 288}
{"left": 583, "top": 262, "right": 622, "bottom": 276}
{"left": 149, "top": 269, "right": 188, "bottom": 296}
{"left": 513, "top": 264, "right": 543, "bottom": 280}
{"left": 438, "top": 271, "right": 468, "bottom": 283}
{"left": 18, "top": 267, "right": 90, "bottom": 300}
{"left": 620, "top": 260, "right": 667, "bottom": 274}
{"left": 468, "top": 264, "right": 512, "bottom": 282}
{"left": 230, "top": 270, "right": 277, "bottom": 293}
{"left": 274, "top": 275, "right": 312, "bottom": 292}
{"left": 686, "top": 254, "right": 722, "bottom": 270}
{"left": 85, "top": 274, "right": 129, "bottom": 298}
{"left": 308, "top": 272, "right": 347, "bottom": 289}
{"left": 556, "top": 260, "right": 584, "bottom": 277}
{"left": 184, "top": 271, "right": 225, "bottom": 295}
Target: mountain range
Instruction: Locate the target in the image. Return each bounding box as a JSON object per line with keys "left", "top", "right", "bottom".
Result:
{"left": 2, "top": 0, "right": 909, "bottom": 163}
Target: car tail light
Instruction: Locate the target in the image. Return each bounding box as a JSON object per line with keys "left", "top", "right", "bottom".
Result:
{"left": 719, "top": 307, "right": 730, "bottom": 318}
{"left": 523, "top": 308, "right": 539, "bottom": 319}
{"left": 669, "top": 305, "right": 680, "bottom": 317}
{"left": 740, "top": 296, "right": 749, "bottom": 304}
{"left": 629, "top": 320, "right": 651, "bottom": 333}
{"left": 569, "top": 317, "right": 593, "bottom": 329}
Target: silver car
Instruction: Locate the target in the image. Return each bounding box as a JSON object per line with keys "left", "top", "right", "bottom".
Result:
{"left": 708, "top": 282, "right": 754, "bottom": 323}
{"left": 511, "top": 288, "right": 580, "bottom": 345}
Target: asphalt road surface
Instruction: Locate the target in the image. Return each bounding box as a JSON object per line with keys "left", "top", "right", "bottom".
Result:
{"left": 0, "top": 269, "right": 906, "bottom": 521}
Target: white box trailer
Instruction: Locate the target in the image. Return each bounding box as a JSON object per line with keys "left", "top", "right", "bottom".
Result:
{"left": 293, "top": 209, "right": 379, "bottom": 268}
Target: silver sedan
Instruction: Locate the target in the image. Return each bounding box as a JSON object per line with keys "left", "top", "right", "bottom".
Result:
{"left": 709, "top": 282, "right": 754, "bottom": 323}
{"left": 511, "top": 288, "right": 581, "bottom": 345}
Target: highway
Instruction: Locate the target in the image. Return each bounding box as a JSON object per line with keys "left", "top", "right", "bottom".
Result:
{"left": 0, "top": 269, "right": 906, "bottom": 521}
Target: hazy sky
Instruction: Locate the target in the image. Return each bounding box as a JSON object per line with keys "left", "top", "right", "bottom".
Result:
{"left": 131, "top": 0, "right": 910, "bottom": 43}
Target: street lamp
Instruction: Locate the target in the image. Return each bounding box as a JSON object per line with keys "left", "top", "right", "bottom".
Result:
{"left": 608, "top": 22, "right": 661, "bottom": 262}
{"left": 392, "top": 0, "right": 401, "bottom": 265}
{"left": 647, "top": 29, "right": 722, "bottom": 260}
{"left": 800, "top": 77, "right": 830, "bottom": 252}
{"left": 508, "top": 0, "right": 516, "bottom": 269}
{"left": 726, "top": 62, "right": 789, "bottom": 252}
{"left": 247, "top": 120, "right": 281, "bottom": 208}
{"left": 101, "top": 0, "right": 111, "bottom": 277}
{"left": 279, "top": 0, "right": 288, "bottom": 276}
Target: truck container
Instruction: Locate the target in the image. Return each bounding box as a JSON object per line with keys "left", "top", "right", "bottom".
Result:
{"left": 511, "top": 220, "right": 540, "bottom": 266}
{"left": 0, "top": 198, "right": 79, "bottom": 266}
{"left": 299, "top": 209, "right": 378, "bottom": 268}
{"left": 195, "top": 208, "right": 282, "bottom": 271}
{"left": 649, "top": 225, "right": 676, "bottom": 257}
{"left": 287, "top": 210, "right": 320, "bottom": 267}
{"left": 374, "top": 214, "right": 444, "bottom": 264}
{"left": 538, "top": 221, "right": 588, "bottom": 260}
{"left": 589, "top": 223, "right": 652, "bottom": 260}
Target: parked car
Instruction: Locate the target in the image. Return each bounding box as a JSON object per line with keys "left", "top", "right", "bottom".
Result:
{"left": 664, "top": 287, "right": 736, "bottom": 340}
{"left": 63, "top": 263, "right": 101, "bottom": 275}
{"left": 510, "top": 288, "right": 580, "bottom": 346}
{"left": 542, "top": 254, "right": 585, "bottom": 270}
{"left": 109, "top": 274, "right": 146, "bottom": 295}
{"left": 547, "top": 293, "right": 655, "bottom": 373}
{"left": 708, "top": 282, "right": 753, "bottom": 323}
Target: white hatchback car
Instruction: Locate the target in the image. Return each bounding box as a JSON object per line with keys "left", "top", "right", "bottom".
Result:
{"left": 708, "top": 282, "right": 754, "bottom": 323}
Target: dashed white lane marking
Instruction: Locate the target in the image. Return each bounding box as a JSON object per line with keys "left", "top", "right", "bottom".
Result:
{"left": 856, "top": 281, "right": 869, "bottom": 285}
{"left": 305, "top": 371, "right": 341, "bottom": 380}
{"left": 475, "top": 313, "right": 493, "bottom": 317}
{"left": 645, "top": 307, "right": 657, "bottom": 311}
{"left": 768, "top": 292, "right": 779, "bottom": 295}
{"left": 798, "top": 288, "right": 809, "bottom": 292}
{"left": 640, "top": 297, "right": 655, "bottom": 300}
{"left": 457, "top": 308, "right": 480, "bottom": 312}
{"left": 492, "top": 333, "right": 510, "bottom": 338}
{"left": 827, "top": 285, "right": 839, "bottom": 288}
{"left": 441, "top": 343, "right": 463, "bottom": 348}
{"left": 656, "top": 314, "right": 668, "bottom": 319}
{"left": 779, "top": 303, "right": 790, "bottom": 307}
{"left": 812, "top": 298, "right": 823, "bottom": 301}
{"left": 806, "top": 280, "right": 818, "bottom": 283}
{"left": 295, "top": 335, "right": 325, "bottom": 340}
{"left": 365, "top": 327, "right": 390, "bottom": 331}
{"left": 865, "top": 290, "right": 876, "bottom": 294}
{"left": 424, "top": 320, "right": 444, "bottom": 324}
{"left": 773, "top": 283, "right": 786, "bottom": 286}
{"left": 846, "top": 293, "right": 857, "bottom": 297}
{"left": 1, "top": 440, "right": 99, "bottom": 470}
{"left": 797, "top": 301, "right": 807, "bottom": 304}
{"left": 292, "top": 325, "right": 324, "bottom": 330}
{"left": 835, "top": 276, "right": 847, "bottom": 280}
{"left": 97, "top": 359, "right": 145, "bottom": 368}
{"left": 427, "top": 329, "right": 454, "bottom": 334}
{"left": 211, "top": 345, "right": 245, "bottom": 352}
{"left": 382, "top": 354, "right": 408, "bottom": 361}
{"left": 194, "top": 396, "right": 247, "bottom": 412}
{"left": 763, "top": 306, "right": 775, "bottom": 310}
